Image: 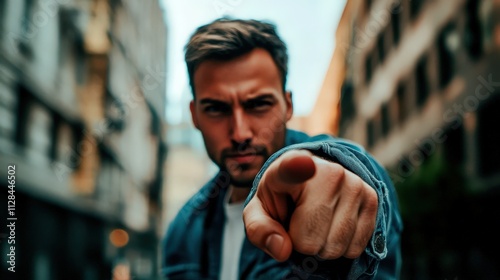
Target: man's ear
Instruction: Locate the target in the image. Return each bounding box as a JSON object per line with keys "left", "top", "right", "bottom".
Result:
{"left": 189, "top": 100, "right": 200, "bottom": 129}
{"left": 285, "top": 90, "right": 293, "bottom": 121}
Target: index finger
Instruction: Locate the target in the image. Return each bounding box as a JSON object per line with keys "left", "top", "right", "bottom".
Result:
{"left": 263, "top": 149, "right": 316, "bottom": 194}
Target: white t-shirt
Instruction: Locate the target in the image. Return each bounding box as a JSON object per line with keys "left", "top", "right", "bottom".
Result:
{"left": 220, "top": 189, "right": 246, "bottom": 280}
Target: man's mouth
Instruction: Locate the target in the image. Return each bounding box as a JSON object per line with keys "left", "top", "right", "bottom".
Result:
{"left": 225, "top": 153, "right": 261, "bottom": 164}
{"left": 222, "top": 145, "right": 268, "bottom": 167}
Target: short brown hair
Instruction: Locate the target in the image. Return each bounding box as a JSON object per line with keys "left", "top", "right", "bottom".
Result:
{"left": 184, "top": 17, "right": 288, "bottom": 97}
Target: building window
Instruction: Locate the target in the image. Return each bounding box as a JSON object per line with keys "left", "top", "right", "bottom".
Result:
{"left": 367, "top": 111, "right": 382, "bottom": 148}
{"left": 397, "top": 82, "right": 407, "bottom": 123}
{"left": 391, "top": 5, "right": 401, "bottom": 46}
{"left": 75, "top": 53, "right": 87, "bottom": 86}
{"left": 17, "top": 0, "right": 36, "bottom": 59}
{"left": 339, "top": 82, "right": 355, "bottom": 135}
{"left": 443, "top": 121, "right": 464, "bottom": 169}
{"left": 377, "top": 33, "right": 386, "bottom": 63}
{"left": 389, "top": 95, "right": 399, "bottom": 128}
{"left": 477, "top": 95, "right": 500, "bottom": 177}
{"left": 365, "top": 52, "right": 373, "bottom": 84}
{"left": 381, "top": 103, "right": 391, "bottom": 136}
{"left": 367, "top": 120, "right": 376, "bottom": 148}
{"left": 0, "top": 0, "right": 5, "bottom": 36}
{"left": 22, "top": 0, "right": 35, "bottom": 35}
{"left": 55, "top": 121, "right": 74, "bottom": 163}
{"left": 23, "top": 0, "right": 35, "bottom": 31}
{"left": 25, "top": 102, "right": 53, "bottom": 162}
{"left": 0, "top": 85, "right": 17, "bottom": 141}
{"left": 465, "top": 0, "right": 483, "bottom": 60}
{"left": 478, "top": 0, "right": 494, "bottom": 52}
{"left": 437, "top": 25, "right": 455, "bottom": 89}
{"left": 416, "top": 55, "right": 429, "bottom": 108}
{"left": 410, "top": 0, "right": 424, "bottom": 20}
{"left": 340, "top": 82, "right": 355, "bottom": 120}
{"left": 366, "top": 0, "right": 373, "bottom": 14}
{"left": 16, "top": 85, "right": 57, "bottom": 163}
{"left": 15, "top": 85, "right": 31, "bottom": 147}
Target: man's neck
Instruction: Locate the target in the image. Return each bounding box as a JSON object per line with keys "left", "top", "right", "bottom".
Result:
{"left": 228, "top": 186, "right": 251, "bottom": 204}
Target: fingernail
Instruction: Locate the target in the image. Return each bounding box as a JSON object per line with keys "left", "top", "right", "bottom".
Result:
{"left": 265, "top": 234, "right": 283, "bottom": 259}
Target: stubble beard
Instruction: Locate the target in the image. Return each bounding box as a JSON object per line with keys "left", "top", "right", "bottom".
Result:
{"left": 220, "top": 145, "right": 269, "bottom": 188}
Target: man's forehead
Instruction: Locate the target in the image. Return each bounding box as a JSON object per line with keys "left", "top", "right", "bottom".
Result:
{"left": 195, "top": 49, "right": 278, "bottom": 77}
{"left": 193, "top": 49, "right": 283, "bottom": 101}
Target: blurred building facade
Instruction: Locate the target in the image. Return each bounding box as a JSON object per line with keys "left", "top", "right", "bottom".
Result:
{"left": 313, "top": 0, "right": 500, "bottom": 278}
{"left": 0, "top": 0, "right": 167, "bottom": 279}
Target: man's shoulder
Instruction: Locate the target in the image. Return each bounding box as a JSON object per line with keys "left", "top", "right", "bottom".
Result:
{"left": 167, "top": 172, "right": 230, "bottom": 230}
{"left": 168, "top": 175, "right": 221, "bottom": 229}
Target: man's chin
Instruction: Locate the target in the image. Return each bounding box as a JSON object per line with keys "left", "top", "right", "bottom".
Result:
{"left": 221, "top": 157, "right": 265, "bottom": 187}
{"left": 227, "top": 169, "right": 259, "bottom": 188}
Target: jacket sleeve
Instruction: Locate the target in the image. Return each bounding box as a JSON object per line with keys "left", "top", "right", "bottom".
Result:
{"left": 244, "top": 136, "right": 403, "bottom": 279}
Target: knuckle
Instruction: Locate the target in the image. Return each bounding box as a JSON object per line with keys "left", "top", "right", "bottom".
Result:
{"left": 330, "top": 163, "right": 345, "bottom": 179}
{"left": 344, "top": 245, "right": 364, "bottom": 259}
{"left": 324, "top": 164, "right": 345, "bottom": 191}
{"left": 293, "top": 238, "right": 322, "bottom": 256}
{"left": 365, "top": 191, "right": 379, "bottom": 212}
{"left": 319, "top": 218, "right": 357, "bottom": 259}
{"left": 319, "top": 243, "right": 345, "bottom": 259}
{"left": 349, "top": 178, "right": 364, "bottom": 198}
{"left": 344, "top": 236, "right": 369, "bottom": 259}
{"left": 336, "top": 218, "right": 357, "bottom": 241}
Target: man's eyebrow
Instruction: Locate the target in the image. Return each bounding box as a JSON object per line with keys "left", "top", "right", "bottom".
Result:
{"left": 199, "top": 98, "right": 228, "bottom": 105}
{"left": 243, "top": 94, "right": 276, "bottom": 102}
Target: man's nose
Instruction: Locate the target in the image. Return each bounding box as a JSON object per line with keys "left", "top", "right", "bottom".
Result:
{"left": 230, "top": 109, "right": 253, "bottom": 144}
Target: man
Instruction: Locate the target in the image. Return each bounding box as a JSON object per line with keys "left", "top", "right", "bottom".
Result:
{"left": 162, "top": 18, "right": 402, "bottom": 279}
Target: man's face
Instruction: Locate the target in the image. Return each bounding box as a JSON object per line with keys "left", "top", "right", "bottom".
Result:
{"left": 190, "top": 48, "right": 293, "bottom": 187}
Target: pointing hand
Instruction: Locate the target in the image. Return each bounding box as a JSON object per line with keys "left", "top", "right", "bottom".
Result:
{"left": 243, "top": 150, "right": 378, "bottom": 262}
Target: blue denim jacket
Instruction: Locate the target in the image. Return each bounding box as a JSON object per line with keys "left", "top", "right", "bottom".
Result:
{"left": 162, "top": 130, "right": 403, "bottom": 279}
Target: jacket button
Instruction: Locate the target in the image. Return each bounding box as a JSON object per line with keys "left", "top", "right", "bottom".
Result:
{"left": 374, "top": 234, "right": 385, "bottom": 254}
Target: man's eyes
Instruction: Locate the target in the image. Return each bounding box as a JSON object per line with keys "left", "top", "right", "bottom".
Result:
{"left": 202, "top": 100, "right": 273, "bottom": 115}
{"left": 203, "top": 104, "right": 231, "bottom": 114}
{"left": 244, "top": 100, "right": 273, "bottom": 111}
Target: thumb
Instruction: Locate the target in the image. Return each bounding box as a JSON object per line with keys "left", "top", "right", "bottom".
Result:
{"left": 243, "top": 198, "right": 293, "bottom": 262}
{"left": 243, "top": 150, "right": 316, "bottom": 261}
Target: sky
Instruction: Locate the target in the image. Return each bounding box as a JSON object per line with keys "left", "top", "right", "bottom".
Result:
{"left": 161, "top": 0, "right": 347, "bottom": 124}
